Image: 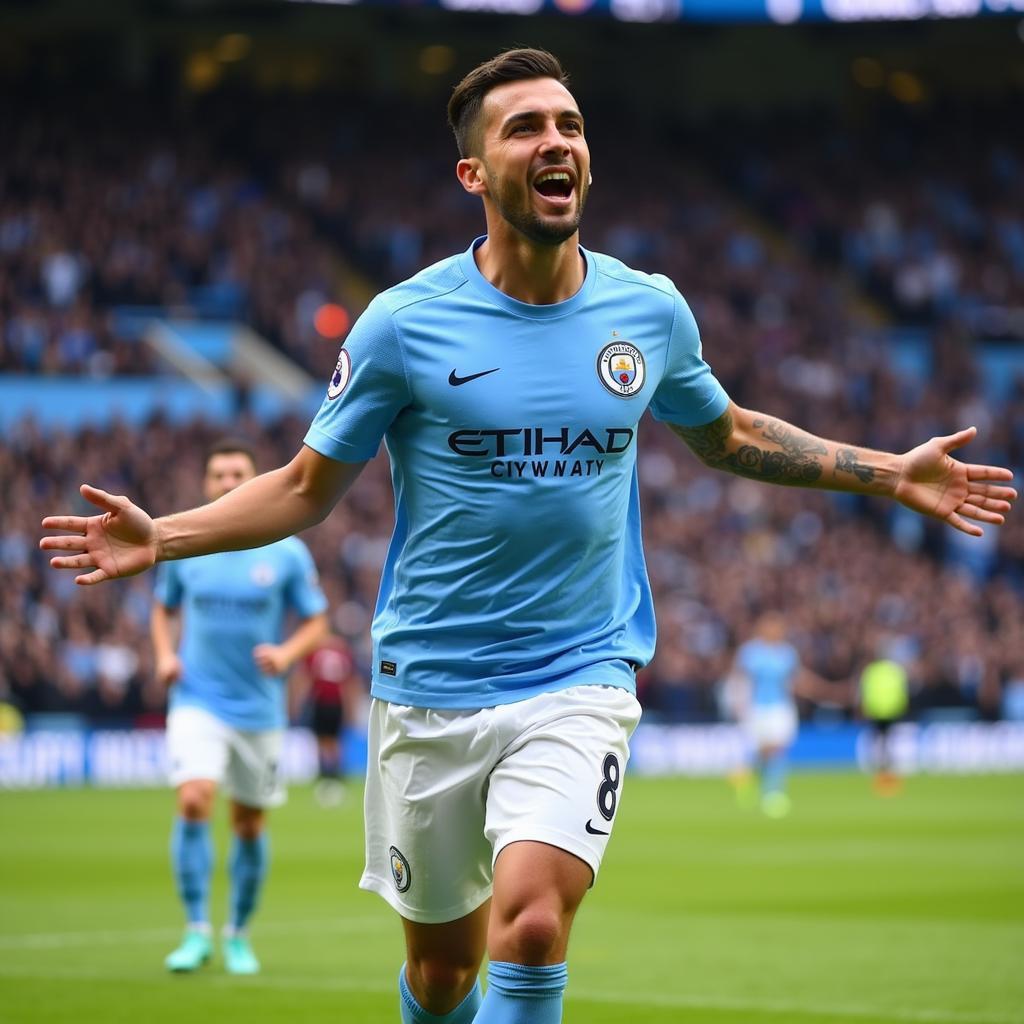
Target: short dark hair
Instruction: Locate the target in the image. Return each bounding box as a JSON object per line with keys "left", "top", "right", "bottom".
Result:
{"left": 447, "top": 48, "right": 570, "bottom": 159}
{"left": 205, "top": 437, "right": 256, "bottom": 470}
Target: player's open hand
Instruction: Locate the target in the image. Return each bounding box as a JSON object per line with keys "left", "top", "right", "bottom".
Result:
{"left": 894, "top": 427, "right": 1016, "bottom": 537}
{"left": 40, "top": 484, "right": 159, "bottom": 585}
{"left": 253, "top": 644, "right": 291, "bottom": 676}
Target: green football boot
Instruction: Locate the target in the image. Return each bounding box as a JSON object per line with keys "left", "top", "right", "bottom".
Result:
{"left": 164, "top": 927, "right": 213, "bottom": 972}
{"left": 222, "top": 933, "right": 260, "bottom": 975}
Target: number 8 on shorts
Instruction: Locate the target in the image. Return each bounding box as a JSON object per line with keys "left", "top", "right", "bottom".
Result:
{"left": 597, "top": 752, "right": 620, "bottom": 822}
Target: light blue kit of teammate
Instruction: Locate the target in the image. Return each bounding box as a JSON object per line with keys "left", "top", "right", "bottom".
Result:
{"left": 736, "top": 637, "right": 801, "bottom": 800}
{"left": 154, "top": 541, "right": 326, "bottom": 945}
{"left": 737, "top": 639, "right": 800, "bottom": 713}
{"left": 305, "top": 238, "right": 730, "bottom": 1024}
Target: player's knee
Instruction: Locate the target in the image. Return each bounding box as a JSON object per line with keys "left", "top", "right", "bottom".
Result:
{"left": 408, "top": 955, "right": 477, "bottom": 1005}
{"left": 500, "top": 905, "right": 564, "bottom": 964}
{"left": 178, "top": 785, "right": 213, "bottom": 821}
{"left": 231, "top": 807, "right": 264, "bottom": 841}
{"left": 233, "top": 819, "right": 263, "bottom": 841}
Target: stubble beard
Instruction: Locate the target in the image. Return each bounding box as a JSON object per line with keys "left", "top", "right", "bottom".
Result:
{"left": 488, "top": 169, "right": 588, "bottom": 246}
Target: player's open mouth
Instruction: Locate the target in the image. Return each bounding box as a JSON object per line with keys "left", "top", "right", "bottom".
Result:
{"left": 533, "top": 167, "right": 576, "bottom": 207}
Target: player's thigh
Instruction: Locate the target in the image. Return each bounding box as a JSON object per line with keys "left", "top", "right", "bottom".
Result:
{"left": 488, "top": 840, "right": 594, "bottom": 964}
{"left": 362, "top": 699, "right": 495, "bottom": 925}
{"left": 485, "top": 684, "right": 642, "bottom": 887}
{"left": 225, "top": 727, "right": 285, "bottom": 809}
{"left": 167, "top": 706, "right": 230, "bottom": 790}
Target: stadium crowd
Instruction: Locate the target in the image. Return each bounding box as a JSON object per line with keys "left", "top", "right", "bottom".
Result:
{"left": 712, "top": 101, "right": 1024, "bottom": 339}
{"left": 6, "top": 400, "right": 1023, "bottom": 725}
{"left": 3, "top": 89, "right": 1023, "bottom": 725}
{"left": 0, "top": 89, "right": 349, "bottom": 379}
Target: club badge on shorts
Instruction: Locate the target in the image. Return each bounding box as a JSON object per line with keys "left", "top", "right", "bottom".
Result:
{"left": 327, "top": 349, "right": 352, "bottom": 400}
{"left": 389, "top": 845, "right": 411, "bottom": 893}
{"left": 597, "top": 339, "right": 645, "bottom": 398}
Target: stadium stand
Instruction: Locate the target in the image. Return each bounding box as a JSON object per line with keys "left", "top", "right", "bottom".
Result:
{"left": 0, "top": 88, "right": 351, "bottom": 379}
{"left": 4, "top": 78, "right": 1023, "bottom": 726}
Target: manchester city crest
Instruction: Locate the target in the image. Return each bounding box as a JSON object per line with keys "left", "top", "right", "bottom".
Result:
{"left": 389, "top": 845, "right": 411, "bottom": 893}
{"left": 250, "top": 563, "right": 276, "bottom": 586}
{"left": 327, "top": 348, "right": 351, "bottom": 400}
{"left": 597, "top": 340, "right": 646, "bottom": 398}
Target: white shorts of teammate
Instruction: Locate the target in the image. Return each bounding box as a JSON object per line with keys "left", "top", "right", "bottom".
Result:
{"left": 166, "top": 705, "right": 286, "bottom": 809}
{"left": 744, "top": 703, "right": 798, "bottom": 750}
{"left": 361, "top": 683, "right": 642, "bottom": 924}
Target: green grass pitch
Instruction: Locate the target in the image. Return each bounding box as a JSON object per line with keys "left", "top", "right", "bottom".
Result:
{"left": 2, "top": 773, "right": 1022, "bottom": 1024}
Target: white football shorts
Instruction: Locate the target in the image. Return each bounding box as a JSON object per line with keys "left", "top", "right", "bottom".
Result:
{"left": 360, "top": 683, "right": 642, "bottom": 924}
{"left": 166, "top": 705, "right": 285, "bottom": 809}
{"left": 745, "top": 704, "right": 798, "bottom": 749}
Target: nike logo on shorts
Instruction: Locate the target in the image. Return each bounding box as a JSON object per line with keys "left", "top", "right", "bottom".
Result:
{"left": 585, "top": 819, "right": 609, "bottom": 835}
{"left": 448, "top": 368, "right": 500, "bottom": 386}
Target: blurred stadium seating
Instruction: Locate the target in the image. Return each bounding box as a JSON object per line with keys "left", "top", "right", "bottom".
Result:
{"left": 2, "top": 4, "right": 1023, "bottom": 734}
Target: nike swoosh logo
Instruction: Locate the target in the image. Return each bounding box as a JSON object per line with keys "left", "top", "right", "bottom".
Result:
{"left": 585, "top": 820, "right": 610, "bottom": 835}
{"left": 449, "top": 368, "right": 500, "bottom": 387}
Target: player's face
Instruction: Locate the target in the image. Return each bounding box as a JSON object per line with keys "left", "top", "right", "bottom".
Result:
{"left": 759, "top": 613, "right": 787, "bottom": 643}
{"left": 204, "top": 452, "right": 256, "bottom": 502}
{"left": 476, "top": 77, "right": 590, "bottom": 246}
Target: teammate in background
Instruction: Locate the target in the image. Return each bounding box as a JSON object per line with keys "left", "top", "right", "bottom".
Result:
{"left": 291, "top": 634, "right": 363, "bottom": 806}
{"left": 42, "top": 50, "right": 1015, "bottom": 1024}
{"left": 858, "top": 650, "right": 910, "bottom": 796}
{"left": 151, "top": 439, "right": 329, "bottom": 975}
{"left": 725, "top": 613, "right": 823, "bottom": 818}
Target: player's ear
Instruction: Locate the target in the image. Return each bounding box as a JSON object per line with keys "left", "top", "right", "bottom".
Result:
{"left": 457, "top": 157, "right": 488, "bottom": 197}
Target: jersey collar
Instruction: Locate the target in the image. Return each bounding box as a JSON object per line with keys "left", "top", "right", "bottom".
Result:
{"left": 459, "top": 236, "right": 596, "bottom": 320}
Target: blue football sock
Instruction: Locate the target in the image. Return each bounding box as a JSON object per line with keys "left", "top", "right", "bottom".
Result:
{"left": 398, "top": 963, "right": 482, "bottom": 1024}
{"left": 170, "top": 817, "right": 212, "bottom": 926}
{"left": 762, "top": 752, "right": 788, "bottom": 796}
{"left": 229, "top": 833, "right": 269, "bottom": 931}
{"left": 474, "top": 961, "right": 568, "bottom": 1023}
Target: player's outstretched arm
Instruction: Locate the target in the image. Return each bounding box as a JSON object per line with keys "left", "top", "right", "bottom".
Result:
{"left": 669, "top": 402, "right": 1016, "bottom": 537}
{"left": 41, "top": 446, "right": 365, "bottom": 586}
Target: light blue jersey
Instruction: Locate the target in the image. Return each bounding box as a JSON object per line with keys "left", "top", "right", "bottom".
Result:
{"left": 154, "top": 539, "right": 327, "bottom": 730}
{"left": 737, "top": 640, "right": 800, "bottom": 709}
{"left": 305, "top": 238, "right": 729, "bottom": 709}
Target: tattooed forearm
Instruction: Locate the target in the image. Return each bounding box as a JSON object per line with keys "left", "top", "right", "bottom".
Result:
{"left": 670, "top": 413, "right": 827, "bottom": 485}
{"left": 834, "top": 447, "right": 876, "bottom": 484}
{"left": 728, "top": 418, "right": 826, "bottom": 484}
{"left": 671, "top": 407, "right": 896, "bottom": 494}
{"left": 670, "top": 409, "right": 734, "bottom": 464}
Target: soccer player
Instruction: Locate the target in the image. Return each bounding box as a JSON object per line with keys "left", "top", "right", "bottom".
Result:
{"left": 292, "top": 634, "right": 363, "bottom": 806}
{"left": 42, "top": 49, "right": 1015, "bottom": 1024}
{"left": 151, "top": 439, "right": 329, "bottom": 975}
{"left": 725, "top": 613, "right": 822, "bottom": 818}
{"left": 857, "top": 648, "right": 910, "bottom": 795}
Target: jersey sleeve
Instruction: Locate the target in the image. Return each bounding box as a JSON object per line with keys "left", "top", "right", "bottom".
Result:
{"left": 285, "top": 542, "right": 329, "bottom": 619}
{"left": 648, "top": 290, "right": 730, "bottom": 427}
{"left": 153, "top": 562, "right": 182, "bottom": 609}
{"left": 304, "top": 296, "right": 412, "bottom": 462}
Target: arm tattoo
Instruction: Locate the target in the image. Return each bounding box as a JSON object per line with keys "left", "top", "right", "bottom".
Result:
{"left": 670, "top": 409, "right": 734, "bottom": 464}
{"left": 670, "top": 413, "right": 826, "bottom": 485}
{"left": 834, "top": 447, "right": 876, "bottom": 484}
